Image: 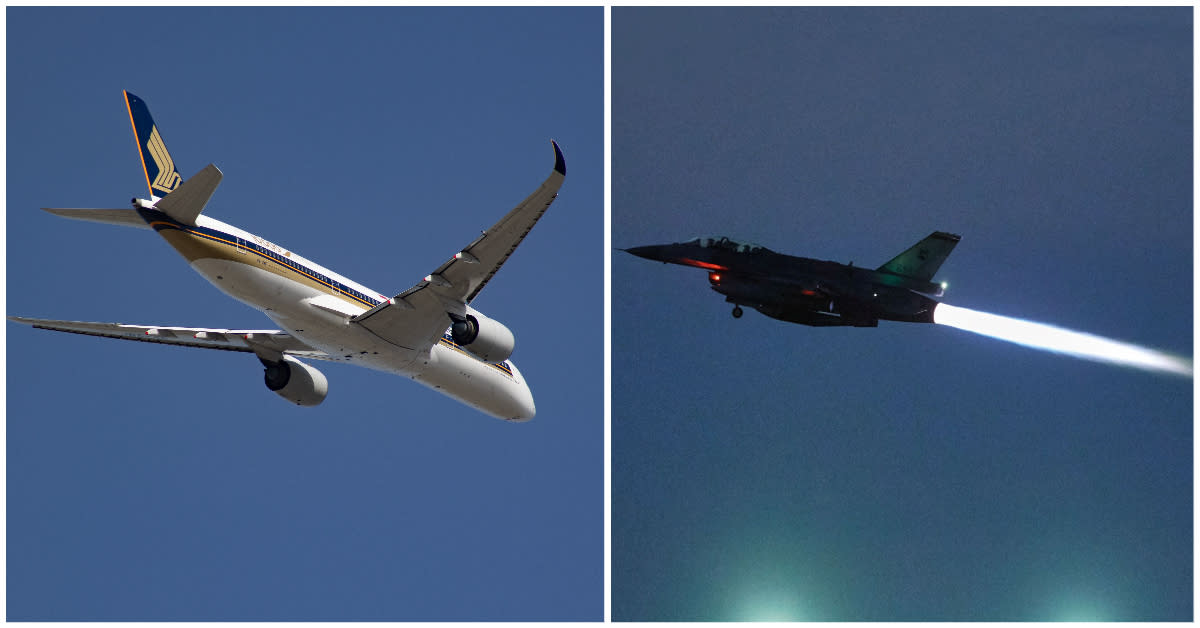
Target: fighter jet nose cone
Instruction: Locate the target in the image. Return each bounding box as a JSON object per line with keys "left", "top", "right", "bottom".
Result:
{"left": 623, "top": 245, "right": 665, "bottom": 261}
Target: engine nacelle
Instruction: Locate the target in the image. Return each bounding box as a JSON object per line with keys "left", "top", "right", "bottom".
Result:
{"left": 262, "top": 355, "right": 329, "bottom": 406}
{"left": 449, "top": 309, "right": 515, "bottom": 363}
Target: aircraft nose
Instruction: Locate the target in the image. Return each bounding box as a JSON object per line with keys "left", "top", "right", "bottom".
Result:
{"left": 621, "top": 245, "right": 671, "bottom": 262}
{"left": 507, "top": 387, "right": 536, "bottom": 422}
{"left": 511, "top": 398, "right": 536, "bottom": 422}
{"left": 503, "top": 361, "right": 536, "bottom": 422}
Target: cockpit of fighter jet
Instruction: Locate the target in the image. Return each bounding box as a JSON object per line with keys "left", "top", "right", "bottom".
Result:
{"left": 683, "top": 236, "right": 772, "bottom": 254}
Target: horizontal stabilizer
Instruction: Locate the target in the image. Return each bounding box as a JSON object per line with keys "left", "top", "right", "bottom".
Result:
{"left": 154, "top": 163, "right": 223, "bottom": 226}
{"left": 40, "top": 208, "right": 151, "bottom": 229}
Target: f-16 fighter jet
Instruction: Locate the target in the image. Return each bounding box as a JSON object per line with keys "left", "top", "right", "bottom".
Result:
{"left": 623, "top": 232, "right": 960, "bottom": 327}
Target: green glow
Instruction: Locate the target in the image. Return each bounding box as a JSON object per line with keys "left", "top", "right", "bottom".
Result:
{"left": 1049, "top": 594, "right": 1113, "bottom": 621}
{"left": 728, "top": 585, "right": 811, "bottom": 622}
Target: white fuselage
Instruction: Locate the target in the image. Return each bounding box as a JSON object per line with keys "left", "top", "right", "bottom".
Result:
{"left": 166, "top": 213, "right": 535, "bottom": 420}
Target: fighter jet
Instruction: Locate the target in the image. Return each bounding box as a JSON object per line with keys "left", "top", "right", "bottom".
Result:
{"left": 623, "top": 232, "right": 960, "bottom": 327}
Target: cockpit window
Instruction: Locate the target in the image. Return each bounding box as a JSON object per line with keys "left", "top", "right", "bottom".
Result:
{"left": 684, "top": 236, "right": 770, "bottom": 254}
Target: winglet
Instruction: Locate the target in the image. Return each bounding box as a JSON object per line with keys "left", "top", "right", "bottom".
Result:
{"left": 551, "top": 140, "right": 566, "bottom": 175}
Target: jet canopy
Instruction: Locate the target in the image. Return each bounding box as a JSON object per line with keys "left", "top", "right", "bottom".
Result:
{"left": 684, "top": 236, "right": 772, "bottom": 254}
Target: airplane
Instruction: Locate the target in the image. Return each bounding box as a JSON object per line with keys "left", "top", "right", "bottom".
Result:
{"left": 8, "top": 91, "right": 566, "bottom": 421}
{"left": 622, "top": 232, "right": 960, "bottom": 327}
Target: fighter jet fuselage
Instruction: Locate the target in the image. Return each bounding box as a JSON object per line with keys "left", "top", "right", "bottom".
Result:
{"left": 624, "top": 232, "right": 960, "bottom": 327}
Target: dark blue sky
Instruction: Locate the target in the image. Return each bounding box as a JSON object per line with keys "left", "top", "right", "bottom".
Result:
{"left": 7, "top": 7, "right": 602, "bottom": 621}
{"left": 613, "top": 7, "right": 1190, "bottom": 621}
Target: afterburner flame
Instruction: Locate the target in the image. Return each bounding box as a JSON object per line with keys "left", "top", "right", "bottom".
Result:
{"left": 933, "top": 303, "right": 1192, "bottom": 378}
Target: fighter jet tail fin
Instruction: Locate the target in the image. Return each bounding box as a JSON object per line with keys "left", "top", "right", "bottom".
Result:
{"left": 877, "top": 231, "right": 961, "bottom": 281}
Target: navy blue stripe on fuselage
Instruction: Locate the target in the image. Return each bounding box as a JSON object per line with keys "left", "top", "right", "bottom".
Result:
{"left": 438, "top": 334, "right": 514, "bottom": 376}
{"left": 137, "top": 208, "right": 384, "bottom": 309}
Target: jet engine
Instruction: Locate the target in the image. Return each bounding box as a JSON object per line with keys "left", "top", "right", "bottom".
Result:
{"left": 262, "top": 355, "right": 329, "bottom": 406}
{"left": 449, "top": 310, "right": 515, "bottom": 363}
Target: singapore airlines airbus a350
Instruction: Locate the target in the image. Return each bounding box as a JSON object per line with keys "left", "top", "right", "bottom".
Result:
{"left": 9, "top": 91, "right": 566, "bottom": 421}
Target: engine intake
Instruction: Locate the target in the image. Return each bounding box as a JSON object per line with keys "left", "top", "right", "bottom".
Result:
{"left": 262, "top": 355, "right": 329, "bottom": 406}
{"left": 449, "top": 310, "right": 515, "bottom": 363}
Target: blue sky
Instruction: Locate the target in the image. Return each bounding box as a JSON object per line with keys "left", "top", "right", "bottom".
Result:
{"left": 613, "top": 7, "right": 1190, "bottom": 621}
{"left": 7, "top": 7, "right": 602, "bottom": 621}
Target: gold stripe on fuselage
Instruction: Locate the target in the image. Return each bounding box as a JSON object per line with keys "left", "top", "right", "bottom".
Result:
{"left": 436, "top": 336, "right": 515, "bottom": 377}
{"left": 153, "top": 223, "right": 376, "bottom": 310}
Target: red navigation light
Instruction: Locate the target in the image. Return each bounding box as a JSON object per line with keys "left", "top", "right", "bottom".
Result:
{"left": 681, "top": 258, "right": 727, "bottom": 271}
{"left": 708, "top": 272, "right": 721, "bottom": 283}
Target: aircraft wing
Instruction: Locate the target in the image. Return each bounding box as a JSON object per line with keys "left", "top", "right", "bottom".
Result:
{"left": 7, "top": 316, "right": 333, "bottom": 361}
{"left": 351, "top": 141, "right": 566, "bottom": 351}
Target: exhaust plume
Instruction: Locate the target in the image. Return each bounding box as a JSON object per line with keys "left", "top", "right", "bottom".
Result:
{"left": 932, "top": 303, "right": 1192, "bottom": 378}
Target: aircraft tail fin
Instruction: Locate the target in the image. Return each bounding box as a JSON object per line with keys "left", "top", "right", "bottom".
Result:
{"left": 124, "top": 91, "right": 183, "bottom": 200}
{"left": 877, "top": 231, "right": 961, "bottom": 281}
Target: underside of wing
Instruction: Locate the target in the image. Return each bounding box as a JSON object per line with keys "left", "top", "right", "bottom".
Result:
{"left": 353, "top": 141, "right": 566, "bottom": 351}
{"left": 448, "top": 140, "right": 566, "bottom": 304}
{"left": 7, "top": 316, "right": 333, "bottom": 361}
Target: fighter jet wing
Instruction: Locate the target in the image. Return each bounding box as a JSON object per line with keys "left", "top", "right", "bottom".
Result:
{"left": 351, "top": 141, "right": 566, "bottom": 351}
{"left": 7, "top": 316, "right": 334, "bottom": 361}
